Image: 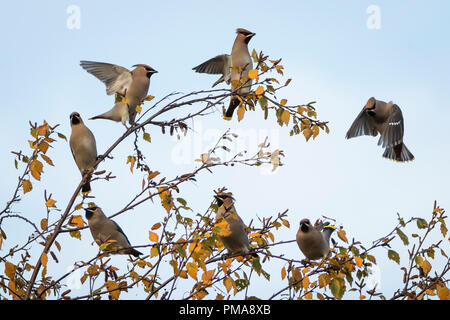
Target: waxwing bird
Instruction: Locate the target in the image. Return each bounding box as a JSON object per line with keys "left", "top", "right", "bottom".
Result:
{"left": 346, "top": 97, "right": 414, "bottom": 162}
{"left": 80, "top": 61, "right": 158, "bottom": 125}
{"left": 85, "top": 206, "right": 142, "bottom": 257}
{"left": 296, "top": 219, "right": 335, "bottom": 260}
{"left": 193, "top": 28, "right": 255, "bottom": 120}
{"left": 69, "top": 112, "right": 97, "bottom": 193}
{"left": 214, "top": 191, "right": 258, "bottom": 257}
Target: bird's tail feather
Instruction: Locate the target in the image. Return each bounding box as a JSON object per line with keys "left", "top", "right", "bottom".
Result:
{"left": 127, "top": 248, "right": 142, "bottom": 257}
{"left": 81, "top": 181, "right": 91, "bottom": 193}
{"left": 383, "top": 143, "right": 414, "bottom": 162}
{"left": 224, "top": 97, "right": 240, "bottom": 120}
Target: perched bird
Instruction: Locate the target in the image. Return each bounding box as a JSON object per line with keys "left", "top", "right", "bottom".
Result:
{"left": 296, "top": 219, "right": 335, "bottom": 260}
{"left": 80, "top": 61, "right": 158, "bottom": 125}
{"left": 85, "top": 206, "right": 142, "bottom": 257}
{"left": 193, "top": 28, "right": 256, "bottom": 119}
{"left": 69, "top": 112, "right": 97, "bottom": 193}
{"left": 214, "top": 191, "right": 257, "bottom": 257}
{"left": 346, "top": 97, "right": 414, "bottom": 162}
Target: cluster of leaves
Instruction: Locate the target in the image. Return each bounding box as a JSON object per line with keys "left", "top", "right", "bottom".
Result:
{"left": 0, "top": 50, "right": 448, "bottom": 301}
{"left": 230, "top": 50, "right": 329, "bottom": 142}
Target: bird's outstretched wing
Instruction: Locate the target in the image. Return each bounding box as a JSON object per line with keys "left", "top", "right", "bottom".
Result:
{"left": 346, "top": 108, "right": 377, "bottom": 139}
{"left": 80, "top": 61, "right": 132, "bottom": 96}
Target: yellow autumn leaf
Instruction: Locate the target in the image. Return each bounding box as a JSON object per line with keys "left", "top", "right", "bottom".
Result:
{"left": 254, "top": 85, "right": 264, "bottom": 95}
{"left": 436, "top": 284, "right": 450, "bottom": 300}
{"left": 194, "top": 289, "right": 208, "bottom": 300}
{"left": 69, "top": 215, "right": 85, "bottom": 228}
{"left": 40, "top": 154, "right": 54, "bottom": 166}
{"left": 292, "top": 268, "right": 302, "bottom": 282}
{"left": 38, "top": 141, "right": 49, "bottom": 154}
{"left": 187, "top": 262, "right": 198, "bottom": 280}
{"left": 422, "top": 260, "right": 432, "bottom": 276}
{"left": 318, "top": 273, "right": 330, "bottom": 288}
{"left": 354, "top": 256, "right": 363, "bottom": 268}
{"left": 237, "top": 105, "right": 245, "bottom": 122}
{"left": 149, "top": 231, "right": 159, "bottom": 242}
{"left": 150, "top": 247, "right": 159, "bottom": 257}
{"left": 223, "top": 277, "right": 235, "bottom": 292}
{"left": 40, "top": 218, "right": 48, "bottom": 231}
{"left": 312, "top": 125, "right": 320, "bottom": 139}
{"left": 22, "top": 179, "right": 32, "bottom": 194}
{"left": 127, "top": 156, "right": 136, "bottom": 173}
{"left": 201, "top": 270, "right": 215, "bottom": 285}
{"left": 281, "top": 110, "right": 290, "bottom": 126}
{"left": 337, "top": 229, "right": 348, "bottom": 243}
{"left": 302, "top": 128, "right": 312, "bottom": 142}
{"left": 248, "top": 69, "right": 258, "bottom": 80}
{"left": 148, "top": 171, "right": 160, "bottom": 180}
{"left": 281, "top": 219, "right": 290, "bottom": 228}
{"left": 30, "top": 159, "right": 43, "bottom": 181}
{"left": 105, "top": 281, "right": 120, "bottom": 300}
{"left": 40, "top": 252, "right": 48, "bottom": 267}
{"left": 281, "top": 267, "right": 286, "bottom": 280}
{"left": 69, "top": 230, "right": 81, "bottom": 240}
{"left": 46, "top": 198, "right": 56, "bottom": 208}
{"left": 302, "top": 276, "right": 310, "bottom": 290}
{"left": 158, "top": 187, "right": 174, "bottom": 213}
{"left": 36, "top": 122, "right": 49, "bottom": 136}
{"left": 135, "top": 105, "right": 142, "bottom": 114}
{"left": 280, "top": 99, "right": 287, "bottom": 106}
{"left": 4, "top": 261, "right": 16, "bottom": 280}
{"left": 144, "top": 95, "right": 155, "bottom": 101}
{"left": 151, "top": 223, "right": 161, "bottom": 230}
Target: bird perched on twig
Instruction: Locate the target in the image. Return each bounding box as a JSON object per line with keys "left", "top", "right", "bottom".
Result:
{"left": 69, "top": 112, "right": 97, "bottom": 193}
{"left": 214, "top": 190, "right": 258, "bottom": 258}
{"left": 80, "top": 60, "right": 158, "bottom": 125}
{"left": 296, "top": 219, "right": 335, "bottom": 260}
{"left": 346, "top": 97, "right": 414, "bottom": 162}
{"left": 193, "top": 28, "right": 256, "bottom": 120}
{"left": 85, "top": 206, "right": 142, "bottom": 257}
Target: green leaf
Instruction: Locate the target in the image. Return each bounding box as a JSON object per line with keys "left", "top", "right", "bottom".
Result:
{"left": 177, "top": 198, "right": 187, "bottom": 206}
{"left": 252, "top": 258, "right": 262, "bottom": 274}
{"left": 235, "top": 279, "right": 249, "bottom": 292}
{"left": 251, "top": 49, "right": 258, "bottom": 63}
{"left": 57, "top": 133, "right": 67, "bottom": 141}
{"left": 330, "top": 278, "right": 345, "bottom": 299}
{"left": 175, "top": 246, "right": 186, "bottom": 258}
{"left": 416, "top": 218, "right": 428, "bottom": 229}
{"left": 396, "top": 228, "right": 409, "bottom": 246}
{"left": 388, "top": 250, "right": 400, "bottom": 264}
{"left": 415, "top": 255, "right": 423, "bottom": 266}
{"left": 143, "top": 132, "right": 151, "bottom": 143}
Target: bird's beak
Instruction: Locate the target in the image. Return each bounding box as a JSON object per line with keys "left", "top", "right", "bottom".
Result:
{"left": 364, "top": 103, "right": 375, "bottom": 110}
{"left": 246, "top": 33, "right": 256, "bottom": 38}
{"left": 151, "top": 70, "right": 158, "bottom": 73}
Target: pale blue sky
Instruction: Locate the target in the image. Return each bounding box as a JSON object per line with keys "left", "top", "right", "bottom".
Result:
{"left": 0, "top": 1, "right": 449, "bottom": 299}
